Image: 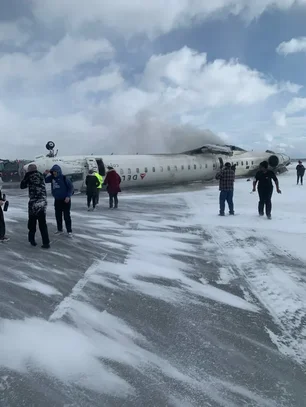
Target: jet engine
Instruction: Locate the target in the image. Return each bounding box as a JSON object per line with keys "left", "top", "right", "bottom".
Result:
{"left": 268, "top": 155, "right": 279, "bottom": 168}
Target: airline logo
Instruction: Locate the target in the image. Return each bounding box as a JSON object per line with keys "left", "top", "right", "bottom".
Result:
{"left": 140, "top": 173, "right": 146, "bottom": 179}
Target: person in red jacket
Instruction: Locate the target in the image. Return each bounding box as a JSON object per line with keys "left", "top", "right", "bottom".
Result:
{"left": 103, "top": 166, "right": 122, "bottom": 208}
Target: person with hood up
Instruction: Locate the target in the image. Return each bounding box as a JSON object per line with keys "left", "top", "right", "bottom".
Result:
{"left": 215, "top": 162, "right": 235, "bottom": 216}
{"left": 86, "top": 169, "right": 100, "bottom": 211}
{"left": 296, "top": 160, "right": 305, "bottom": 185}
{"left": 253, "top": 160, "right": 281, "bottom": 219}
{"left": 44, "top": 165, "right": 73, "bottom": 236}
{"left": 103, "top": 166, "right": 121, "bottom": 209}
{"left": 20, "top": 164, "right": 50, "bottom": 248}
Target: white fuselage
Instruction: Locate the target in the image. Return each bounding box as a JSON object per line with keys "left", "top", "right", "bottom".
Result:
{"left": 25, "top": 148, "right": 290, "bottom": 192}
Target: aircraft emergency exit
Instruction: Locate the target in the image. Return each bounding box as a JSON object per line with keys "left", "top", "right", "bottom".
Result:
{"left": 24, "top": 141, "right": 291, "bottom": 191}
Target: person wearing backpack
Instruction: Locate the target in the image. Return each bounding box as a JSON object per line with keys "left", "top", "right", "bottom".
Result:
{"left": 44, "top": 165, "right": 74, "bottom": 237}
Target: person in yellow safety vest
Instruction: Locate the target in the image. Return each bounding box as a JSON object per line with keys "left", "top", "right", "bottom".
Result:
{"left": 94, "top": 171, "right": 103, "bottom": 204}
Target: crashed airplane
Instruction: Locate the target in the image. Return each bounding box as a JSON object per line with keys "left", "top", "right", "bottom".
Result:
{"left": 24, "top": 141, "right": 291, "bottom": 191}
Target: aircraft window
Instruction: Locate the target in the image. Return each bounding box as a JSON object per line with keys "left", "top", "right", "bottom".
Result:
{"left": 120, "top": 169, "right": 124, "bottom": 175}
{"left": 251, "top": 161, "right": 254, "bottom": 165}
{"left": 136, "top": 168, "right": 139, "bottom": 173}
{"left": 241, "top": 161, "right": 244, "bottom": 166}
{"left": 246, "top": 161, "right": 249, "bottom": 166}
{"left": 236, "top": 162, "right": 239, "bottom": 166}
{"left": 69, "top": 173, "right": 84, "bottom": 183}
{"left": 128, "top": 168, "right": 131, "bottom": 175}
{"left": 167, "top": 166, "right": 170, "bottom": 171}
{"left": 205, "top": 164, "right": 208, "bottom": 168}
{"left": 160, "top": 166, "right": 163, "bottom": 172}
{"left": 181, "top": 165, "right": 184, "bottom": 170}
{"left": 213, "top": 164, "right": 216, "bottom": 169}
{"left": 152, "top": 167, "right": 155, "bottom": 172}
{"left": 144, "top": 167, "right": 148, "bottom": 173}
{"left": 174, "top": 165, "right": 177, "bottom": 171}
{"left": 194, "top": 164, "right": 196, "bottom": 170}
{"left": 188, "top": 165, "right": 191, "bottom": 170}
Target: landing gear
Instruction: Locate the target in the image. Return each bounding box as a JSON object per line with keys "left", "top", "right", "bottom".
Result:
{"left": 46, "top": 141, "right": 58, "bottom": 158}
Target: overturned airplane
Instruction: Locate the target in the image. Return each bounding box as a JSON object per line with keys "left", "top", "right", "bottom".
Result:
{"left": 24, "top": 142, "right": 291, "bottom": 191}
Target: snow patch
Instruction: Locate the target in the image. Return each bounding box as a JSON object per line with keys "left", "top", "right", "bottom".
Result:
{"left": 15, "top": 279, "right": 62, "bottom": 297}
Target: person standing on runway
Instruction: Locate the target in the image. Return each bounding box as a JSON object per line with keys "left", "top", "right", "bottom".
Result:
{"left": 103, "top": 166, "right": 121, "bottom": 209}
{"left": 86, "top": 169, "right": 100, "bottom": 211}
{"left": 216, "top": 162, "right": 235, "bottom": 216}
{"left": 94, "top": 170, "right": 103, "bottom": 205}
{"left": 252, "top": 161, "right": 281, "bottom": 219}
{"left": 44, "top": 165, "right": 74, "bottom": 237}
{"left": 0, "top": 189, "right": 9, "bottom": 242}
{"left": 296, "top": 160, "right": 305, "bottom": 185}
{"left": 20, "top": 164, "right": 50, "bottom": 248}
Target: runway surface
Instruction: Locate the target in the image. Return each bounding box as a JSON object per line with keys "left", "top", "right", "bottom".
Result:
{"left": 0, "top": 167, "right": 305, "bottom": 406}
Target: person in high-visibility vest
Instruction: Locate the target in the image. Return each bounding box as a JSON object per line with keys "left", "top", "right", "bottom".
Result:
{"left": 94, "top": 171, "right": 103, "bottom": 204}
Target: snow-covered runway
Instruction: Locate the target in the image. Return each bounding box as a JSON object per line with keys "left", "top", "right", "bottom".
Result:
{"left": 0, "top": 167, "right": 305, "bottom": 406}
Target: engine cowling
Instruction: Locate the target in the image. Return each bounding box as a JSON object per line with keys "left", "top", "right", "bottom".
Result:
{"left": 268, "top": 155, "right": 279, "bottom": 168}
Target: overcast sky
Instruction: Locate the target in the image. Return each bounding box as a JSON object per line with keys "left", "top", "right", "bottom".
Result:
{"left": 1, "top": 1, "right": 306, "bottom": 159}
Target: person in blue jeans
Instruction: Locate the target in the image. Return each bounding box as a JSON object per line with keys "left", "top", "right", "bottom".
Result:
{"left": 216, "top": 162, "right": 235, "bottom": 216}
{"left": 44, "top": 165, "right": 74, "bottom": 237}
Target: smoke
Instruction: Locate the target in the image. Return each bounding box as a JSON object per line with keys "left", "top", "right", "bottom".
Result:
{"left": 101, "top": 111, "right": 225, "bottom": 155}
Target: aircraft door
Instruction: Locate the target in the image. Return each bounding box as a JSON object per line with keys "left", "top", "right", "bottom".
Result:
{"left": 85, "top": 157, "right": 98, "bottom": 172}
{"left": 218, "top": 157, "right": 224, "bottom": 169}
{"left": 96, "top": 159, "right": 106, "bottom": 176}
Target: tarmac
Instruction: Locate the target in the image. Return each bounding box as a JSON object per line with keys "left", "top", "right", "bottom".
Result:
{"left": 0, "top": 185, "right": 305, "bottom": 407}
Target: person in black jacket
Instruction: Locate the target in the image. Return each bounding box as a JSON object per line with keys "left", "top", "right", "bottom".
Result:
{"left": 20, "top": 164, "right": 50, "bottom": 248}
{"left": 252, "top": 161, "right": 281, "bottom": 219}
{"left": 0, "top": 189, "right": 9, "bottom": 242}
{"left": 296, "top": 160, "right": 305, "bottom": 185}
{"left": 85, "top": 170, "right": 100, "bottom": 211}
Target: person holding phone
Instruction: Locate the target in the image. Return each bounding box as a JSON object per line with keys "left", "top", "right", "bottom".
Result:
{"left": 0, "top": 189, "right": 9, "bottom": 242}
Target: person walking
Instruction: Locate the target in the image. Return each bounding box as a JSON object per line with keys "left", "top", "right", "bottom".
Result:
{"left": 86, "top": 170, "right": 100, "bottom": 211}
{"left": 0, "top": 189, "right": 9, "bottom": 243}
{"left": 215, "top": 162, "right": 235, "bottom": 216}
{"left": 296, "top": 160, "right": 305, "bottom": 185}
{"left": 103, "top": 166, "right": 121, "bottom": 209}
{"left": 252, "top": 161, "right": 281, "bottom": 219}
{"left": 44, "top": 165, "right": 74, "bottom": 237}
{"left": 94, "top": 170, "right": 103, "bottom": 205}
{"left": 20, "top": 164, "right": 50, "bottom": 248}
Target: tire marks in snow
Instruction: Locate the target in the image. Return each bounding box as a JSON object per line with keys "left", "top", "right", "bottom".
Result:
{"left": 205, "top": 226, "right": 306, "bottom": 367}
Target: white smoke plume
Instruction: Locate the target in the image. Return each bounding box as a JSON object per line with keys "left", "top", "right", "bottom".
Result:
{"left": 101, "top": 111, "right": 225, "bottom": 155}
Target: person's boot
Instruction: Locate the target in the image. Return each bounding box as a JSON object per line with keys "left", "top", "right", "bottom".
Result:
{"left": 29, "top": 241, "right": 37, "bottom": 246}
{"left": 41, "top": 244, "right": 50, "bottom": 249}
